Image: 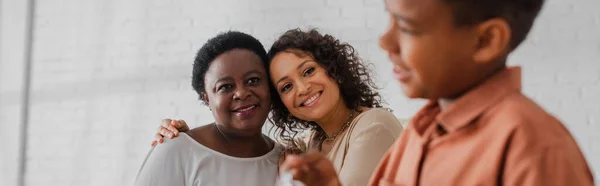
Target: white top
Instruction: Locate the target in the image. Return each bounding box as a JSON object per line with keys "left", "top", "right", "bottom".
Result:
{"left": 134, "top": 133, "right": 283, "bottom": 186}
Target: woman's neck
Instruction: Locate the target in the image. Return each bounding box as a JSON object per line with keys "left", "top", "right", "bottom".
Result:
{"left": 315, "top": 101, "right": 353, "bottom": 137}
{"left": 211, "top": 124, "right": 272, "bottom": 158}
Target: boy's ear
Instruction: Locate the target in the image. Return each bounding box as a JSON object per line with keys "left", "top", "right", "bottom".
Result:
{"left": 472, "top": 18, "right": 511, "bottom": 64}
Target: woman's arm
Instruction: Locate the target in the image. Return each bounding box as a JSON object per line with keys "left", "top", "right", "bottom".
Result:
{"left": 337, "top": 111, "right": 404, "bottom": 186}
{"left": 135, "top": 138, "right": 188, "bottom": 186}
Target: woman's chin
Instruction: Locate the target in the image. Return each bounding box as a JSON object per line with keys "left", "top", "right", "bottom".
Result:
{"left": 233, "top": 122, "right": 265, "bottom": 133}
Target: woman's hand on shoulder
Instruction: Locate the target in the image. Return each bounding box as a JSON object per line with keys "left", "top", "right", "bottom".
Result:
{"left": 151, "top": 119, "right": 190, "bottom": 146}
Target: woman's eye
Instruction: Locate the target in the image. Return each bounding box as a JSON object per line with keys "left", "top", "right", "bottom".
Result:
{"left": 280, "top": 83, "right": 292, "bottom": 93}
{"left": 217, "top": 84, "right": 233, "bottom": 92}
{"left": 303, "top": 67, "right": 315, "bottom": 77}
{"left": 247, "top": 77, "right": 260, "bottom": 85}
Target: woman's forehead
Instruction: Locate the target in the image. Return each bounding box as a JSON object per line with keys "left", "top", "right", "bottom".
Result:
{"left": 204, "top": 51, "right": 267, "bottom": 82}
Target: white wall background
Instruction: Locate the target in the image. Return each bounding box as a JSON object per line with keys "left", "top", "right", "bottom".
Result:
{"left": 1, "top": 0, "right": 598, "bottom": 185}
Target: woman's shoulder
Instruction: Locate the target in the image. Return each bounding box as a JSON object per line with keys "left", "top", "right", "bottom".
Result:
{"left": 139, "top": 133, "right": 202, "bottom": 174}
{"left": 153, "top": 124, "right": 222, "bottom": 159}
{"left": 136, "top": 135, "right": 194, "bottom": 185}
{"left": 356, "top": 108, "right": 402, "bottom": 125}
{"left": 351, "top": 107, "right": 404, "bottom": 136}
{"left": 154, "top": 132, "right": 203, "bottom": 155}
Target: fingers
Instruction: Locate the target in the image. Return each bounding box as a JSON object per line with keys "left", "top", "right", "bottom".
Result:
{"left": 176, "top": 120, "right": 187, "bottom": 127}
{"left": 175, "top": 120, "right": 190, "bottom": 132}
{"left": 160, "top": 120, "right": 178, "bottom": 137}
{"left": 168, "top": 120, "right": 180, "bottom": 137}
{"left": 281, "top": 153, "right": 322, "bottom": 170}
{"left": 280, "top": 155, "right": 312, "bottom": 180}
{"left": 159, "top": 127, "right": 175, "bottom": 139}
{"left": 153, "top": 119, "right": 179, "bottom": 146}
{"left": 278, "top": 152, "right": 340, "bottom": 186}
{"left": 280, "top": 155, "right": 304, "bottom": 172}
{"left": 155, "top": 133, "right": 164, "bottom": 144}
{"left": 302, "top": 152, "right": 328, "bottom": 164}
{"left": 304, "top": 152, "right": 336, "bottom": 173}
{"left": 161, "top": 119, "right": 172, "bottom": 128}
{"left": 157, "top": 119, "right": 171, "bottom": 137}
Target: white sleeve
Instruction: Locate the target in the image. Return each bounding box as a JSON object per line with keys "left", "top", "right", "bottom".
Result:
{"left": 134, "top": 140, "right": 188, "bottom": 186}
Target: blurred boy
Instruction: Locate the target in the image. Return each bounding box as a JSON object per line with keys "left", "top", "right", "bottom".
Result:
{"left": 280, "top": 0, "right": 594, "bottom": 185}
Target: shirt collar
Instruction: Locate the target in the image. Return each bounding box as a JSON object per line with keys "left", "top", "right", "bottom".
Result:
{"left": 436, "top": 66, "right": 522, "bottom": 133}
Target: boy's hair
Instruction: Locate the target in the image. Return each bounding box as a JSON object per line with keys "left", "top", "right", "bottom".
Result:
{"left": 192, "top": 31, "right": 269, "bottom": 102}
{"left": 442, "top": 0, "right": 545, "bottom": 50}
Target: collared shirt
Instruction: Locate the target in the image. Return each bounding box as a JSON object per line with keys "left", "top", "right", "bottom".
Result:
{"left": 369, "top": 67, "right": 594, "bottom": 186}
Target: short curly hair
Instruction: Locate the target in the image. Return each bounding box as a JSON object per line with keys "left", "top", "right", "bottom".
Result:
{"left": 266, "top": 28, "right": 384, "bottom": 150}
{"left": 442, "top": 0, "right": 545, "bottom": 49}
{"left": 192, "top": 31, "right": 269, "bottom": 102}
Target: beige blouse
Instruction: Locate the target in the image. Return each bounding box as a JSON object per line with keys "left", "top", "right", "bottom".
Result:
{"left": 295, "top": 108, "right": 404, "bottom": 186}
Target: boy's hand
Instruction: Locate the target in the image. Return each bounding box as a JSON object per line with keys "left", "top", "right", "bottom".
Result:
{"left": 151, "top": 119, "right": 190, "bottom": 146}
{"left": 280, "top": 152, "right": 342, "bottom": 186}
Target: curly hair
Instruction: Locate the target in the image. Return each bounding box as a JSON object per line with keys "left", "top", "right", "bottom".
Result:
{"left": 192, "top": 31, "right": 269, "bottom": 102}
{"left": 266, "top": 28, "right": 384, "bottom": 151}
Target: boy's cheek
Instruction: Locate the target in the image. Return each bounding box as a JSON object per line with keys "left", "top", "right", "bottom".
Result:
{"left": 399, "top": 81, "right": 422, "bottom": 98}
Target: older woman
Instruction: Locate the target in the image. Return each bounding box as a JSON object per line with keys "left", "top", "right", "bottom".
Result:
{"left": 135, "top": 31, "right": 282, "bottom": 186}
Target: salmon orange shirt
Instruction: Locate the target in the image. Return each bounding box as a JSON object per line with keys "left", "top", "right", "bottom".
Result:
{"left": 369, "top": 67, "right": 594, "bottom": 186}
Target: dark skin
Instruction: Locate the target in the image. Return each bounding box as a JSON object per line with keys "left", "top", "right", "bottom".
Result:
{"left": 179, "top": 49, "right": 274, "bottom": 158}
{"left": 186, "top": 124, "right": 273, "bottom": 158}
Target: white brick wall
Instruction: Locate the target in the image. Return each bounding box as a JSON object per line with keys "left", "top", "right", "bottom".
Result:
{"left": 1, "top": 0, "right": 598, "bottom": 185}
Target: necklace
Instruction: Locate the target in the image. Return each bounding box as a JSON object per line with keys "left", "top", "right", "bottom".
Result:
{"left": 324, "top": 110, "right": 356, "bottom": 142}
